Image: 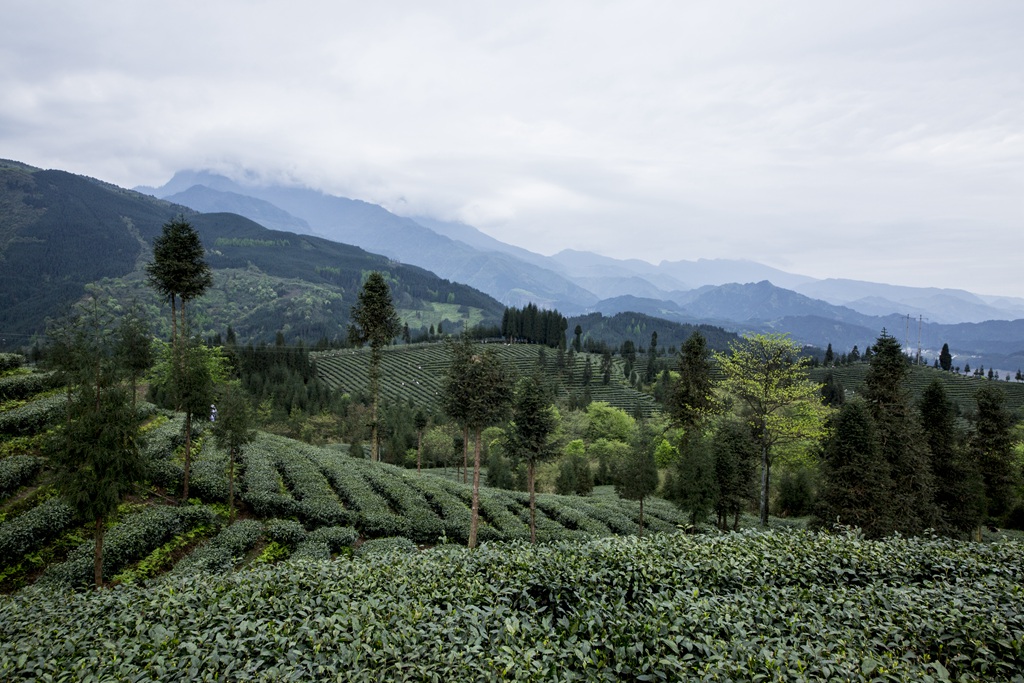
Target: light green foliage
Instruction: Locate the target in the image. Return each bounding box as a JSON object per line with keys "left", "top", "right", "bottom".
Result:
{"left": 654, "top": 439, "right": 679, "bottom": 467}
{"left": 717, "top": 333, "right": 829, "bottom": 525}
{"left": 4, "top": 531, "right": 1021, "bottom": 681}
{"left": 584, "top": 401, "right": 635, "bottom": 443}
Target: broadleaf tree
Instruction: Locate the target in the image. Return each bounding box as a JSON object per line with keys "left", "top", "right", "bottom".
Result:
{"left": 717, "top": 333, "right": 828, "bottom": 526}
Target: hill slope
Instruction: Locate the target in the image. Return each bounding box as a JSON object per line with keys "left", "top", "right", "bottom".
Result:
{"left": 0, "top": 162, "right": 505, "bottom": 346}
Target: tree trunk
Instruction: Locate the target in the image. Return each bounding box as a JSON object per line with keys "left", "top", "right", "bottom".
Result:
{"left": 370, "top": 380, "right": 379, "bottom": 463}
{"left": 94, "top": 516, "right": 104, "bottom": 589}
{"left": 170, "top": 296, "right": 178, "bottom": 346}
{"left": 528, "top": 461, "right": 537, "bottom": 544}
{"left": 182, "top": 411, "right": 192, "bottom": 501}
{"left": 462, "top": 426, "right": 469, "bottom": 484}
{"left": 228, "top": 447, "right": 236, "bottom": 524}
{"left": 469, "top": 427, "right": 482, "bottom": 549}
{"left": 760, "top": 444, "right": 770, "bottom": 526}
{"left": 417, "top": 430, "right": 422, "bottom": 473}
{"left": 639, "top": 498, "right": 645, "bottom": 537}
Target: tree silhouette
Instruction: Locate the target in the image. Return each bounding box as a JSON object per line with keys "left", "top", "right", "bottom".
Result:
{"left": 442, "top": 336, "right": 513, "bottom": 548}
{"left": 349, "top": 272, "right": 401, "bottom": 461}
{"left": 717, "top": 333, "right": 828, "bottom": 525}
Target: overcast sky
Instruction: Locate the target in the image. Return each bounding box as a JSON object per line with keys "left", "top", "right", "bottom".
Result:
{"left": 3, "top": 1, "right": 1022, "bottom": 296}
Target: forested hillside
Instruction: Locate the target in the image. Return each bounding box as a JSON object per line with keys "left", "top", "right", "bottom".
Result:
{"left": 0, "top": 162, "right": 504, "bottom": 348}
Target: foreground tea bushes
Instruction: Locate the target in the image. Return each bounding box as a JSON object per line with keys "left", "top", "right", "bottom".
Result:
{"left": 2, "top": 530, "right": 1022, "bottom": 681}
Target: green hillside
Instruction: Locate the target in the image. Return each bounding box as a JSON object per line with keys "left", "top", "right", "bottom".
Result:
{"left": 1, "top": 357, "right": 682, "bottom": 594}
{"left": 811, "top": 362, "right": 1024, "bottom": 416}
{"left": 0, "top": 162, "right": 504, "bottom": 348}
{"left": 313, "top": 343, "right": 661, "bottom": 417}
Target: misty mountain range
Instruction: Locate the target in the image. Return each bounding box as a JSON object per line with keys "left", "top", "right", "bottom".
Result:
{"left": 137, "top": 170, "right": 1024, "bottom": 371}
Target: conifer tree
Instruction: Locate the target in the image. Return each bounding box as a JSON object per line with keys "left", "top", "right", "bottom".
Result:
{"left": 815, "top": 399, "right": 893, "bottom": 538}
{"left": 919, "top": 379, "right": 984, "bottom": 538}
{"left": 972, "top": 384, "right": 1020, "bottom": 525}
{"left": 710, "top": 420, "right": 759, "bottom": 530}
{"left": 939, "top": 343, "right": 953, "bottom": 372}
{"left": 863, "top": 330, "right": 938, "bottom": 533}
{"left": 614, "top": 425, "right": 660, "bottom": 536}
{"left": 46, "top": 299, "right": 145, "bottom": 588}
{"left": 145, "top": 217, "right": 212, "bottom": 344}
{"left": 506, "top": 374, "right": 558, "bottom": 543}
{"left": 349, "top": 271, "right": 401, "bottom": 461}
{"left": 210, "top": 380, "right": 255, "bottom": 524}
{"left": 442, "top": 336, "right": 514, "bottom": 548}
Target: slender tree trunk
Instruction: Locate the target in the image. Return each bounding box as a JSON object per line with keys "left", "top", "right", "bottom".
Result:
{"left": 416, "top": 430, "right": 422, "bottom": 473}
{"left": 760, "top": 444, "right": 770, "bottom": 526}
{"left": 639, "top": 498, "right": 645, "bottom": 537}
{"left": 462, "top": 426, "right": 469, "bottom": 484}
{"left": 94, "top": 516, "right": 104, "bottom": 589}
{"left": 469, "top": 427, "right": 483, "bottom": 549}
{"left": 170, "top": 296, "right": 178, "bottom": 347}
{"left": 228, "top": 447, "right": 236, "bottom": 524}
{"left": 528, "top": 461, "right": 537, "bottom": 544}
{"left": 369, "top": 349, "right": 381, "bottom": 462}
{"left": 182, "top": 411, "right": 192, "bottom": 501}
{"left": 179, "top": 298, "right": 186, "bottom": 342}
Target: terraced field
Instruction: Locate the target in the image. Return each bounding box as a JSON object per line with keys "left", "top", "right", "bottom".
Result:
{"left": 1, "top": 357, "right": 684, "bottom": 592}
{"left": 313, "top": 342, "right": 661, "bottom": 416}
{"left": 812, "top": 362, "right": 1024, "bottom": 415}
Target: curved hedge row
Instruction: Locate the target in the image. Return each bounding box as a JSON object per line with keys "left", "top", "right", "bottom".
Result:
{"left": 0, "top": 371, "right": 61, "bottom": 402}
{"left": 0, "top": 455, "right": 43, "bottom": 502}
{"left": 0, "top": 394, "right": 66, "bottom": 436}
{"left": 2, "top": 530, "right": 1022, "bottom": 681}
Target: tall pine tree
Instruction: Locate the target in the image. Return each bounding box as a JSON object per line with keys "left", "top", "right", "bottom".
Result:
{"left": 862, "top": 330, "right": 938, "bottom": 533}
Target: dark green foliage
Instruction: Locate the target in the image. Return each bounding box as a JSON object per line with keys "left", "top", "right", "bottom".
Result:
{"left": 6, "top": 531, "right": 1022, "bottom": 681}
{"left": 569, "top": 312, "right": 739, "bottom": 359}
{"left": 115, "top": 303, "right": 154, "bottom": 409}
{"left": 555, "top": 453, "right": 594, "bottom": 497}
{"left": 501, "top": 304, "right": 568, "bottom": 347}
{"left": 0, "top": 371, "right": 61, "bottom": 402}
{"left": 349, "top": 272, "right": 401, "bottom": 462}
{"left": 939, "top": 343, "right": 953, "bottom": 371}
{"left": 775, "top": 466, "right": 816, "bottom": 518}
{"left": 146, "top": 217, "right": 212, "bottom": 343}
{"left": 919, "top": 380, "right": 984, "bottom": 537}
{"left": 485, "top": 449, "right": 516, "bottom": 490}
{"left": 505, "top": 374, "right": 558, "bottom": 542}
{"left": 815, "top": 400, "right": 894, "bottom": 538}
{"left": 972, "top": 384, "right": 1021, "bottom": 524}
{"left": 614, "top": 427, "right": 660, "bottom": 535}
{"left": 210, "top": 381, "right": 256, "bottom": 523}
{"left": 711, "top": 420, "right": 760, "bottom": 528}
{"left": 862, "top": 331, "right": 938, "bottom": 534}
{"left": 820, "top": 370, "right": 845, "bottom": 407}
{"left": 668, "top": 433, "right": 717, "bottom": 526}
{"left": 668, "top": 331, "right": 719, "bottom": 438}
{"left": 441, "top": 337, "right": 514, "bottom": 547}
{"left": 0, "top": 497, "right": 76, "bottom": 566}
{"left": 0, "top": 456, "right": 43, "bottom": 502}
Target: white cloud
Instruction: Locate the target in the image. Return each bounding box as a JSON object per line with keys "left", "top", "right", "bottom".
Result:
{"left": 1, "top": 0, "right": 1022, "bottom": 295}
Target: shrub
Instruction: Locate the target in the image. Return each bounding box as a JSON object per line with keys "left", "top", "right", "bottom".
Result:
{"left": 0, "top": 455, "right": 43, "bottom": 501}
{"left": 355, "top": 536, "right": 417, "bottom": 557}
